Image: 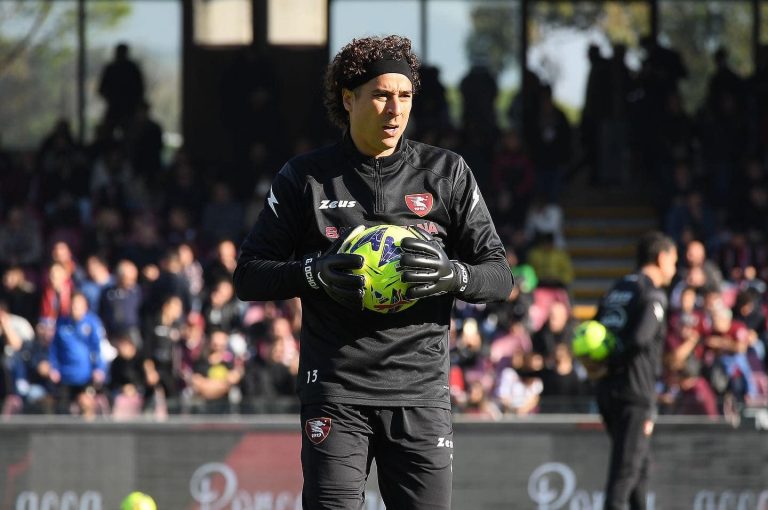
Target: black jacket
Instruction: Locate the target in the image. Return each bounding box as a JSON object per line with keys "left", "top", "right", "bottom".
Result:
{"left": 234, "top": 135, "right": 513, "bottom": 408}
{"left": 596, "top": 272, "right": 668, "bottom": 407}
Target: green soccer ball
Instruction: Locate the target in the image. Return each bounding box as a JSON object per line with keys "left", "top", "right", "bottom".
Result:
{"left": 120, "top": 492, "right": 157, "bottom": 510}
{"left": 572, "top": 320, "right": 615, "bottom": 361}
{"left": 342, "top": 224, "right": 418, "bottom": 313}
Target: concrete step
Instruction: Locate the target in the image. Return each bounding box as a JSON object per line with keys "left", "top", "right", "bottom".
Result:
{"left": 568, "top": 244, "right": 635, "bottom": 258}
{"left": 565, "top": 222, "right": 656, "bottom": 238}
{"left": 572, "top": 258, "right": 634, "bottom": 269}
{"left": 565, "top": 205, "right": 656, "bottom": 219}
{"left": 574, "top": 265, "right": 631, "bottom": 279}
{"left": 567, "top": 236, "right": 637, "bottom": 249}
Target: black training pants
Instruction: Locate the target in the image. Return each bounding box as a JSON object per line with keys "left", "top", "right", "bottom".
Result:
{"left": 300, "top": 403, "right": 453, "bottom": 510}
{"left": 597, "top": 394, "right": 653, "bottom": 510}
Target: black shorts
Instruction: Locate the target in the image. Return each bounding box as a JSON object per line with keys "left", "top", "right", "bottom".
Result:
{"left": 301, "top": 403, "right": 453, "bottom": 510}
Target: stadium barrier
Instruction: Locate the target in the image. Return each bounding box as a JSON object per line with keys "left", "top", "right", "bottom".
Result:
{"left": 1, "top": 414, "right": 766, "bottom": 510}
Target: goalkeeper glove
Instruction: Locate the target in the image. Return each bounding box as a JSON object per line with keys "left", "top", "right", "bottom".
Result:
{"left": 301, "top": 225, "right": 366, "bottom": 310}
{"left": 399, "top": 226, "right": 469, "bottom": 299}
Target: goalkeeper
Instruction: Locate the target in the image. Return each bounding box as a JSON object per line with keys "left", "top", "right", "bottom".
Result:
{"left": 234, "top": 35, "right": 513, "bottom": 509}
{"left": 593, "top": 232, "right": 677, "bottom": 510}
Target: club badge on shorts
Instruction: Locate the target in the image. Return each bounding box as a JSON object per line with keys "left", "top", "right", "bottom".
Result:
{"left": 405, "top": 193, "right": 433, "bottom": 217}
{"left": 305, "top": 417, "right": 332, "bottom": 444}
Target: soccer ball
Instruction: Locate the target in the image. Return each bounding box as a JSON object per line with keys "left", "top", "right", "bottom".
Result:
{"left": 120, "top": 492, "right": 157, "bottom": 510}
{"left": 342, "top": 224, "right": 417, "bottom": 313}
{"left": 572, "top": 320, "right": 615, "bottom": 361}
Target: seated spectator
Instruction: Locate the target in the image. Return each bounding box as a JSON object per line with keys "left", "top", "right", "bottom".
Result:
{"left": 663, "top": 286, "right": 718, "bottom": 416}
{"left": 1, "top": 266, "right": 39, "bottom": 326}
{"left": 39, "top": 262, "right": 74, "bottom": 326}
{"left": 532, "top": 300, "right": 574, "bottom": 362}
{"left": 177, "top": 242, "right": 204, "bottom": 312}
{"left": 142, "top": 247, "right": 192, "bottom": 315}
{"left": 463, "top": 379, "right": 502, "bottom": 420}
{"left": 48, "top": 292, "right": 107, "bottom": 419}
{"left": 718, "top": 231, "right": 766, "bottom": 284}
{"left": 242, "top": 319, "right": 300, "bottom": 414}
{"left": 494, "top": 351, "right": 543, "bottom": 415}
{"left": 203, "top": 239, "right": 238, "bottom": 290}
{"left": 142, "top": 294, "right": 186, "bottom": 414}
{"left": 670, "top": 265, "right": 712, "bottom": 311}
{"left": 483, "top": 269, "right": 535, "bottom": 333}
{"left": 735, "top": 264, "right": 767, "bottom": 296}
{"left": 201, "top": 278, "right": 242, "bottom": 335}
{"left": 107, "top": 330, "right": 148, "bottom": 418}
{"left": 490, "top": 317, "right": 532, "bottom": 365}
{"left": 6, "top": 331, "right": 54, "bottom": 414}
{"left": 190, "top": 329, "right": 244, "bottom": 414}
{"left": 50, "top": 240, "right": 85, "bottom": 286}
{"left": 99, "top": 259, "right": 142, "bottom": 345}
{"left": 0, "top": 300, "right": 35, "bottom": 410}
{"left": 538, "top": 343, "right": 589, "bottom": 413}
{"left": 78, "top": 254, "right": 114, "bottom": 313}
{"left": 526, "top": 233, "right": 574, "bottom": 289}
{"left": 450, "top": 317, "right": 484, "bottom": 372}
{"left": 733, "top": 289, "right": 767, "bottom": 362}
{"left": 704, "top": 303, "right": 759, "bottom": 406}
{"left": 675, "top": 239, "right": 724, "bottom": 293}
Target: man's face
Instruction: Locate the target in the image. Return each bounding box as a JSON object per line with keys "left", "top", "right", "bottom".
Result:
{"left": 344, "top": 73, "right": 413, "bottom": 158}
{"left": 659, "top": 247, "right": 678, "bottom": 286}
{"left": 71, "top": 295, "right": 88, "bottom": 322}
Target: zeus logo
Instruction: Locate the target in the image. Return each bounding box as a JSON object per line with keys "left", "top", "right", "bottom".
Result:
{"left": 319, "top": 200, "right": 356, "bottom": 209}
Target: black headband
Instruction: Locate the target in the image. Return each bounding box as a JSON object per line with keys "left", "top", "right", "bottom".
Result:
{"left": 343, "top": 58, "right": 414, "bottom": 90}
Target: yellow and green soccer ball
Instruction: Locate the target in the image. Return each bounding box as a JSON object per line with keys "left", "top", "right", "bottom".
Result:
{"left": 572, "top": 320, "right": 616, "bottom": 361}
{"left": 342, "top": 224, "right": 418, "bottom": 313}
{"left": 120, "top": 492, "right": 156, "bottom": 510}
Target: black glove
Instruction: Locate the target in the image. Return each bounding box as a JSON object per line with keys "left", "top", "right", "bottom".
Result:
{"left": 399, "top": 226, "right": 469, "bottom": 299}
{"left": 301, "top": 225, "right": 366, "bottom": 310}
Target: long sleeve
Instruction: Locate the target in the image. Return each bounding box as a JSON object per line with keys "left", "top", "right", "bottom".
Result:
{"left": 88, "top": 315, "right": 106, "bottom": 373}
{"left": 234, "top": 164, "right": 309, "bottom": 302}
{"left": 449, "top": 158, "right": 514, "bottom": 303}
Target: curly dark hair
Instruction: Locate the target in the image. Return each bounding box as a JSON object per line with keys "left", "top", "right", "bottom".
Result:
{"left": 323, "top": 35, "right": 421, "bottom": 130}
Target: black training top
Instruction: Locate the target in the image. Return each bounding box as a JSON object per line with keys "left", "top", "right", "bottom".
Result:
{"left": 596, "top": 272, "right": 668, "bottom": 407}
{"left": 234, "top": 135, "right": 513, "bottom": 409}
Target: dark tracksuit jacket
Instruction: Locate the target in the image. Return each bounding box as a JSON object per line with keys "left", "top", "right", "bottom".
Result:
{"left": 234, "top": 135, "right": 513, "bottom": 410}
{"left": 594, "top": 271, "right": 668, "bottom": 509}
{"left": 595, "top": 272, "right": 668, "bottom": 408}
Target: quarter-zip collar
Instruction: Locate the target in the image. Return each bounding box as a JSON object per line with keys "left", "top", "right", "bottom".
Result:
{"left": 341, "top": 131, "right": 407, "bottom": 175}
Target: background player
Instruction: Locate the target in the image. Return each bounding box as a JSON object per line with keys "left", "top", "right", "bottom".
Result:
{"left": 594, "top": 231, "right": 677, "bottom": 510}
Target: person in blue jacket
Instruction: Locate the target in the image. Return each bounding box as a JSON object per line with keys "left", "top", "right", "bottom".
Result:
{"left": 49, "top": 291, "right": 106, "bottom": 416}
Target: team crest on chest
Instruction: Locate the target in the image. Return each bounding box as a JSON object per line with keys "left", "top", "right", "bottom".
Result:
{"left": 405, "top": 193, "right": 433, "bottom": 217}
{"left": 305, "top": 417, "right": 332, "bottom": 444}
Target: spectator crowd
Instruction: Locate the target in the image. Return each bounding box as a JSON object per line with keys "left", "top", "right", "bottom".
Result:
{"left": 0, "top": 39, "right": 767, "bottom": 420}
